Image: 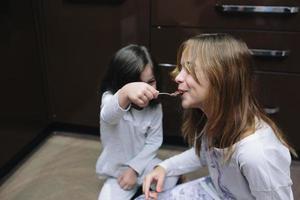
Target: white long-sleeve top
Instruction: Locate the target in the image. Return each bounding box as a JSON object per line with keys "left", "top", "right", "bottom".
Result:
{"left": 96, "top": 91, "right": 163, "bottom": 178}
{"left": 159, "top": 121, "right": 294, "bottom": 200}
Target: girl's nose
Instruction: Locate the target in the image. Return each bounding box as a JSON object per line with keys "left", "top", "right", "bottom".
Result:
{"left": 175, "top": 69, "right": 186, "bottom": 83}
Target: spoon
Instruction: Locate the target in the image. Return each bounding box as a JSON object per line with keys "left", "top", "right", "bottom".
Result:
{"left": 158, "top": 91, "right": 180, "bottom": 97}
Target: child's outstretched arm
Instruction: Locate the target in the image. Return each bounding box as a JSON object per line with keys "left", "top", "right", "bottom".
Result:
{"left": 118, "top": 82, "right": 159, "bottom": 109}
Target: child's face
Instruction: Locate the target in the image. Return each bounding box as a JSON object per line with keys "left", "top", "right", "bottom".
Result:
{"left": 140, "top": 65, "right": 157, "bottom": 89}
{"left": 175, "top": 48, "right": 210, "bottom": 111}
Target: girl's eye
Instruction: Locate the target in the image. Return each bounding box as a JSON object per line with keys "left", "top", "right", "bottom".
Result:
{"left": 178, "top": 64, "right": 183, "bottom": 70}
{"left": 182, "top": 67, "right": 190, "bottom": 75}
{"left": 147, "top": 79, "right": 156, "bottom": 85}
{"left": 184, "top": 62, "right": 193, "bottom": 74}
{"left": 184, "top": 68, "right": 190, "bottom": 74}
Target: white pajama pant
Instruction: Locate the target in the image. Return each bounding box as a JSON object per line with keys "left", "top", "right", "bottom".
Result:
{"left": 98, "top": 158, "right": 179, "bottom": 200}
{"left": 135, "top": 176, "right": 220, "bottom": 200}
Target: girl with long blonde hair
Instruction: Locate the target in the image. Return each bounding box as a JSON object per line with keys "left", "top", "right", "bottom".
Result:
{"left": 138, "top": 33, "right": 296, "bottom": 200}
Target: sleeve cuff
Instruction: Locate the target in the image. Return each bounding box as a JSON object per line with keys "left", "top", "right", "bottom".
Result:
{"left": 158, "top": 163, "right": 169, "bottom": 175}
{"left": 126, "top": 164, "right": 141, "bottom": 176}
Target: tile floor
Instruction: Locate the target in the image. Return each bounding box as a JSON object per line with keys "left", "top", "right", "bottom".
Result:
{"left": 0, "top": 132, "right": 298, "bottom": 200}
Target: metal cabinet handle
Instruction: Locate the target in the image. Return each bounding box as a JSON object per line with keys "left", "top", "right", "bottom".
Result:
{"left": 250, "top": 49, "right": 290, "bottom": 58}
{"left": 158, "top": 49, "right": 289, "bottom": 64}
{"left": 67, "top": 0, "right": 125, "bottom": 4}
{"left": 264, "top": 107, "right": 280, "bottom": 115}
{"left": 158, "top": 63, "right": 177, "bottom": 68}
{"left": 216, "top": 4, "right": 299, "bottom": 14}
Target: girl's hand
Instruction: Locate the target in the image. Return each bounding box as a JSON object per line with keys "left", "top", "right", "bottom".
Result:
{"left": 118, "top": 82, "right": 159, "bottom": 109}
{"left": 117, "top": 167, "right": 138, "bottom": 190}
{"left": 143, "top": 166, "right": 166, "bottom": 200}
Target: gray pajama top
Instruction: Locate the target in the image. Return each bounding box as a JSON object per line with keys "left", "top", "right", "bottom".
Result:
{"left": 160, "top": 121, "right": 294, "bottom": 200}
{"left": 96, "top": 91, "right": 163, "bottom": 178}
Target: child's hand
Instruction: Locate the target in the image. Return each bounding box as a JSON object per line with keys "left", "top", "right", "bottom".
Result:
{"left": 118, "top": 82, "right": 159, "bottom": 109}
{"left": 117, "top": 167, "right": 138, "bottom": 190}
{"left": 143, "top": 166, "right": 166, "bottom": 200}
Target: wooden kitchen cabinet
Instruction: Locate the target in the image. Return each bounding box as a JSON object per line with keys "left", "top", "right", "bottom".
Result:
{"left": 0, "top": 0, "right": 49, "bottom": 179}
{"left": 151, "top": 0, "right": 300, "bottom": 31}
{"left": 152, "top": 27, "right": 300, "bottom": 73}
{"left": 150, "top": 0, "right": 300, "bottom": 151}
{"left": 254, "top": 73, "right": 300, "bottom": 150}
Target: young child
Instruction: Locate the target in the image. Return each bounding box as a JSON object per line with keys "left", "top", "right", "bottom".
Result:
{"left": 95, "top": 44, "right": 178, "bottom": 200}
{"left": 140, "top": 33, "right": 297, "bottom": 200}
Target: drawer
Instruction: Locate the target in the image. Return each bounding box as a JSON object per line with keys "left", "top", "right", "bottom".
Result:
{"left": 151, "top": 27, "right": 300, "bottom": 73}
{"left": 151, "top": 0, "right": 300, "bottom": 32}
{"left": 254, "top": 72, "right": 300, "bottom": 151}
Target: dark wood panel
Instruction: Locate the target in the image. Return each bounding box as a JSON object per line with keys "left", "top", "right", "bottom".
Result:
{"left": 0, "top": 0, "right": 49, "bottom": 179}
{"left": 151, "top": 27, "right": 300, "bottom": 145}
{"left": 0, "top": 120, "right": 48, "bottom": 176}
{"left": 151, "top": 0, "right": 300, "bottom": 31}
{"left": 44, "top": 0, "right": 150, "bottom": 126}
{"left": 151, "top": 27, "right": 300, "bottom": 73}
{"left": 0, "top": 1, "right": 48, "bottom": 120}
{"left": 254, "top": 72, "right": 300, "bottom": 151}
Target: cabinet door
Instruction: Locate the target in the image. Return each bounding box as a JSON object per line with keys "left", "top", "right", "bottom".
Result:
{"left": 151, "top": 27, "right": 300, "bottom": 73}
{"left": 255, "top": 72, "right": 300, "bottom": 151}
{"left": 151, "top": 0, "right": 300, "bottom": 31}
{"left": 0, "top": 0, "right": 49, "bottom": 179}
{"left": 44, "top": 0, "right": 150, "bottom": 126}
{"left": 151, "top": 27, "right": 300, "bottom": 148}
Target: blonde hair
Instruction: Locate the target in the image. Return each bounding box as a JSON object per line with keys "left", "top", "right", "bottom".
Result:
{"left": 172, "top": 33, "right": 297, "bottom": 160}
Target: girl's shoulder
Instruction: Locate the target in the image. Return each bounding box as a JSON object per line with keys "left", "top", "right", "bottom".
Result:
{"left": 235, "top": 121, "right": 290, "bottom": 164}
{"left": 237, "top": 121, "right": 271, "bottom": 145}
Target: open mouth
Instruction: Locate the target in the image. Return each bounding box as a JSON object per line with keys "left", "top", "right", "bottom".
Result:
{"left": 168, "top": 90, "right": 184, "bottom": 96}
{"left": 171, "top": 91, "right": 182, "bottom": 96}
{"left": 177, "top": 89, "right": 188, "bottom": 95}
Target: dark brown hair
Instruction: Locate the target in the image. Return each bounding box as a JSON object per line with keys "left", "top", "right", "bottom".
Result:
{"left": 100, "top": 44, "right": 161, "bottom": 107}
